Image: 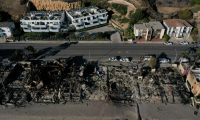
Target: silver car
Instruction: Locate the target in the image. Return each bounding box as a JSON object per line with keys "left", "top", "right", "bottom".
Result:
{"left": 163, "top": 42, "right": 173, "bottom": 45}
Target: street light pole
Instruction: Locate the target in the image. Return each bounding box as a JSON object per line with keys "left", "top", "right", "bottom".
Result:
{"left": 175, "top": 49, "right": 177, "bottom": 63}
{"left": 89, "top": 49, "right": 90, "bottom": 62}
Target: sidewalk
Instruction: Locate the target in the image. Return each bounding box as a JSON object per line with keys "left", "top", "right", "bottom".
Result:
{"left": 5, "top": 40, "right": 167, "bottom": 44}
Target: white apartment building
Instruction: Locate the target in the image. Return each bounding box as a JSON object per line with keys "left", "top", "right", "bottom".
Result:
{"left": 163, "top": 19, "right": 193, "bottom": 38}
{"left": 0, "top": 22, "right": 15, "bottom": 38}
{"left": 66, "top": 6, "right": 108, "bottom": 30}
{"left": 134, "top": 21, "right": 165, "bottom": 40}
{"left": 20, "top": 11, "right": 65, "bottom": 32}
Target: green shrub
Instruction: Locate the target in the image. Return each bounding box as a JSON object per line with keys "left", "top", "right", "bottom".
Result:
{"left": 124, "top": 38, "right": 128, "bottom": 41}
{"left": 191, "top": 0, "right": 200, "bottom": 6}
{"left": 95, "top": 32, "right": 104, "bottom": 39}
{"left": 120, "top": 17, "right": 129, "bottom": 23}
{"left": 178, "top": 9, "right": 193, "bottom": 20}
{"left": 164, "top": 34, "right": 169, "bottom": 42}
{"left": 112, "top": 3, "right": 127, "bottom": 15}
{"left": 191, "top": 28, "right": 198, "bottom": 35}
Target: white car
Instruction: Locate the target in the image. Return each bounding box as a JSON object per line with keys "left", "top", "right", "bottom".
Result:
{"left": 163, "top": 42, "right": 173, "bottom": 45}
{"left": 159, "top": 58, "right": 170, "bottom": 63}
{"left": 120, "top": 58, "right": 130, "bottom": 62}
{"left": 143, "top": 56, "right": 152, "bottom": 61}
{"left": 108, "top": 57, "right": 118, "bottom": 61}
{"left": 180, "top": 41, "right": 189, "bottom": 45}
{"left": 179, "top": 58, "right": 189, "bottom": 63}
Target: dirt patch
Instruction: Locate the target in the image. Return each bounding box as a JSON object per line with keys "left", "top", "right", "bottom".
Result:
{"left": 108, "top": 0, "right": 136, "bottom": 30}
{"left": 157, "top": 6, "right": 190, "bottom": 14}
{"left": 0, "top": 0, "right": 27, "bottom": 20}
{"left": 29, "top": 0, "right": 80, "bottom": 11}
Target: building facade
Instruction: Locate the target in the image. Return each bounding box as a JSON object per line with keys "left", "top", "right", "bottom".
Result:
{"left": 0, "top": 22, "right": 15, "bottom": 38}
{"left": 163, "top": 19, "right": 193, "bottom": 38}
{"left": 20, "top": 11, "right": 65, "bottom": 32}
{"left": 66, "top": 6, "right": 108, "bottom": 30}
{"left": 134, "top": 21, "right": 165, "bottom": 40}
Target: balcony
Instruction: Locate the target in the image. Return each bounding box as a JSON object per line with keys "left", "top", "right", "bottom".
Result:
{"left": 32, "top": 27, "right": 49, "bottom": 32}
{"left": 85, "top": 22, "right": 100, "bottom": 28}
{"left": 50, "top": 27, "right": 60, "bottom": 32}
{"left": 23, "top": 28, "right": 31, "bottom": 32}
{"left": 50, "top": 29, "right": 59, "bottom": 32}
{"left": 99, "top": 15, "right": 108, "bottom": 20}
{"left": 183, "top": 33, "right": 189, "bottom": 36}
{"left": 34, "top": 24, "right": 46, "bottom": 28}
{"left": 20, "top": 23, "right": 29, "bottom": 28}
{"left": 52, "top": 24, "right": 60, "bottom": 28}
{"left": 72, "top": 21, "right": 84, "bottom": 26}
{"left": 76, "top": 26, "right": 84, "bottom": 30}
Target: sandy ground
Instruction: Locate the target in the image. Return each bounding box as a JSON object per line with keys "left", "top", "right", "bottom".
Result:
{"left": 108, "top": 0, "right": 137, "bottom": 30}
{"left": 0, "top": 101, "right": 137, "bottom": 120}
{"left": 139, "top": 102, "right": 200, "bottom": 120}
{"left": 157, "top": 6, "right": 190, "bottom": 14}
{"left": 1, "top": 101, "right": 200, "bottom": 120}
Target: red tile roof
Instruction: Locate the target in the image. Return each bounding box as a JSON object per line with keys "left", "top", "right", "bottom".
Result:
{"left": 163, "top": 19, "right": 193, "bottom": 28}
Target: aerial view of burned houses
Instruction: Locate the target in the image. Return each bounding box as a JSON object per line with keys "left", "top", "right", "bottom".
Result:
{"left": 1, "top": 0, "right": 200, "bottom": 120}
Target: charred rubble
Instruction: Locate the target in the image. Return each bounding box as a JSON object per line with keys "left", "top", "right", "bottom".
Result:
{"left": 0, "top": 58, "right": 193, "bottom": 107}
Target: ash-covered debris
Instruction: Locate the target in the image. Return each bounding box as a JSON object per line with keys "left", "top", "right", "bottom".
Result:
{"left": 0, "top": 58, "right": 194, "bottom": 108}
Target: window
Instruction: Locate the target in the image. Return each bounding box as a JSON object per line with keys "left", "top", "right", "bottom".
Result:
{"left": 32, "top": 22, "right": 34, "bottom": 24}
{"left": 47, "top": 22, "right": 49, "bottom": 24}
{"left": 50, "top": 22, "right": 53, "bottom": 24}
{"left": 84, "top": 18, "right": 86, "bottom": 20}
{"left": 103, "top": 14, "right": 105, "bottom": 17}
{"left": 87, "top": 17, "right": 90, "bottom": 20}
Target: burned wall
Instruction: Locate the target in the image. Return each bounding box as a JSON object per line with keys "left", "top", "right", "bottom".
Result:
{"left": 29, "top": 0, "right": 81, "bottom": 11}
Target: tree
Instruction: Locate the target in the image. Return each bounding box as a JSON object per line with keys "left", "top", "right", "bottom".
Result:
{"left": 95, "top": 32, "right": 103, "bottom": 39}
{"left": 191, "top": 28, "right": 198, "bottom": 36}
{"left": 164, "top": 34, "right": 169, "bottom": 42}
{"left": 130, "top": 8, "right": 147, "bottom": 23}
{"left": 196, "top": 51, "right": 200, "bottom": 59}
{"left": 149, "top": 57, "right": 157, "bottom": 69}
{"left": 181, "top": 52, "right": 189, "bottom": 59}
{"left": 178, "top": 9, "right": 192, "bottom": 20}
{"left": 103, "top": 31, "right": 112, "bottom": 39}
{"left": 83, "top": 32, "right": 90, "bottom": 39}
{"left": 69, "top": 32, "right": 76, "bottom": 40}
{"left": 20, "top": 0, "right": 27, "bottom": 5}
{"left": 24, "top": 46, "right": 36, "bottom": 60}
{"left": 191, "top": 0, "right": 200, "bottom": 6}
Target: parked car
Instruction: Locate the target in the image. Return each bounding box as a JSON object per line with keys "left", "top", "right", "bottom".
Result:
{"left": 180, "top": 41, "right": 189, "bottom": 45}
{"left": 108, "top": 57, "right": 118, "bottom": 61}
{"left": 120, "top": 58, "right": 130, "bottom": 62}
{"left": 159, "top": 58, "right": 170, "bottom": 63}
{"left": 163, "top": 42, "right": 173, "bottom": 45}
{"left": 179, "top": 58, "right": 189, "bottom": 63}
{"left": 143, "top": 54, "right": 156, "bottom": 61}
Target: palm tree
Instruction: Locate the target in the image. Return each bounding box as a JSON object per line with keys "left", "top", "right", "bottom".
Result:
{"left": 196, "top": 51, "right": 200, "bottom": 59}
{"left": 181, "top": 52, "right": 189, "bottom": 59}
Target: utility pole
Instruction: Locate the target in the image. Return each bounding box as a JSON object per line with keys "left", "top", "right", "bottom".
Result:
{"left": 175, "top": 49, "right": 177, "bottom": 63}
{"left": 89, "top": 49, "right": 90, "bottom": 62}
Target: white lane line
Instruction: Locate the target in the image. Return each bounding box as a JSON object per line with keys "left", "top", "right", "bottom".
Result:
{"left": 118, "top": 51, "right": 121, "bottom": 53}
{"left": 126, "top": 51, "right": 129, "bottom": 53}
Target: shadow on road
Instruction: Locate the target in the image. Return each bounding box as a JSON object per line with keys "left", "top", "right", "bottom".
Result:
{"left": 97, "top": 45, "right": 118, "bottom": 61}
{"left": 37, "top": 42, "right": 72, "bottom": 59}
{"left": 157, "top": 52, "right": 171, "bottom": 60}
{"left": 0, "top": 49, "right": 19, "bottom": 59}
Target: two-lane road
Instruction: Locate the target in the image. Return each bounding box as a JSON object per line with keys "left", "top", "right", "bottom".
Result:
{"left": 0, "top": 43, "right": 196, "bottom": 61}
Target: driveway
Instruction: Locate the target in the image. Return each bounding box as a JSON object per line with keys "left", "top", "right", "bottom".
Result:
{"left": 169, "top": 36, "right": 193, "bottom": 44}
{"left": 76, "top": 25, "right": 122, "bottom": 43}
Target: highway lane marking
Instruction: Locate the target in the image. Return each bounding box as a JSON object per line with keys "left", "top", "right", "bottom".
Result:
{"left": 126, "top": 51, "right": 129, "bottom": 53}
{"left": 118, "top": 51, "right": 121, "bottom": 53}
{"left": 57, "top": 53, "right": 182, "bottom": 55}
